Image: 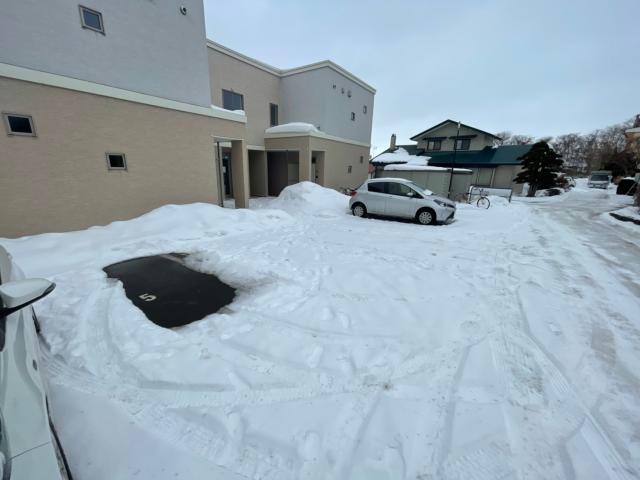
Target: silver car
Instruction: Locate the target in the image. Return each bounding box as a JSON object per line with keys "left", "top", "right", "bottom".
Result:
{"left": 349, "top": 178, "right": 456, "bottom": 225}
{"left": 0, "top": 246, "right": 71, "bottom": 479}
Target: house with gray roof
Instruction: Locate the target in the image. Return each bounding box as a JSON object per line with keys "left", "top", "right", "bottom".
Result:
{"left": 372, "top": 120, "right": 532, "bottom": 197}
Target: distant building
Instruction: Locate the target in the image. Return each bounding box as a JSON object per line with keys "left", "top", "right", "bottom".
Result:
{"left": 371, "top": 120, "right": 532, "bottom": 196}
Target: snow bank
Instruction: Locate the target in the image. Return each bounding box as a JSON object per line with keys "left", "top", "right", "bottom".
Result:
{"left": 486, "top": 195, "right": 511, "bottom": 207}
{"left": 610, "top": 205, "right": 640, "bottom": 223}
{"left": 1, "top": 203, "right": 292, "bottom": 277}
{"left": 265, "top": 122, "right": 319, "bottom": 134}
{"left": 372, "top": 147, "right": 431, "bottom": 165}
{"left": 270, "top": 181, "right": 349, "bottom": 215}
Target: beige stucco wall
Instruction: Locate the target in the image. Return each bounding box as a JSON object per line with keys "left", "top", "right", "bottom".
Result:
{"left": 0, "top": 77, "right": 246, "bottom": 238}
{"left": 264, "top": 136, "right": 369, "bottom": 191}
{"left": 309, "top": 137, "right": 369, "bottom": 190}
{"left": 208, "top": 48, "right": 280, "bottom": 148}
{"left": 415, "top": 123, "right": 495, "bottom": 152}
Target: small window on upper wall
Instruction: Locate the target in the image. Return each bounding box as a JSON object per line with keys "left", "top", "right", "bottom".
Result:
{"left": 79, "top": 5, "right": 104, "bottom": 34}
{"left": 455, "top": 138, "right": 471, "bottom": 151}
{"left": 106, "top": 153, "right": 127, "bottom": 170}
{"left": 363, "top": 105, "right": 368, "bottom": 114}
{"left": 269, "top": 103, "right": 278, "bottom": 127}
{"left": 222, "top": 89, "right": 244, "bottom": 111}
{"left": 351, "top": 112, "right": 356, "bottom": 121}
{"left": 426, "top": 139, "right": 442, "bottom": 151}
{"left": 3, "top": 113, "right": 36, "bottom": 136}
{"left": 359, "top": 156, "right": 364, "bottom": 164}
{"left": 347, "top": 165, "right": 353, "bottom": 173}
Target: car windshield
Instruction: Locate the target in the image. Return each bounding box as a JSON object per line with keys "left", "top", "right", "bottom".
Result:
{"left": 590, "top": 174, "right": 608, "bottom": 181}
{"left": 407, "top": 181, "right": 433, "bottom": 196}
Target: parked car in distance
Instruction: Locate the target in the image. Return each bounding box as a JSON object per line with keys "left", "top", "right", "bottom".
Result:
{"left": 0, "top": 246, "right": 71, "bottom": 480}
{"left": 587, "top": 171, "right": 611, "bottom": 189}
{"left": 349, "top": 178, "right": 456, "bottom": 225}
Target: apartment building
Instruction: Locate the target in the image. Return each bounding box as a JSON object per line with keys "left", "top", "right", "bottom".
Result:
{"left": 207, "top": 41, "right": 375, "bottom": 198}
{"left": 0, "top": 1, "right": 375, "bottom": 238}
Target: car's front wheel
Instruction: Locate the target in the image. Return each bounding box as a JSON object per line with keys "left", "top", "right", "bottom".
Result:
{"left": 351, "top": 203, "right": 367, "bottom": 218}
{"left": 416, "top": 208, "right": 436, "bottom": 225}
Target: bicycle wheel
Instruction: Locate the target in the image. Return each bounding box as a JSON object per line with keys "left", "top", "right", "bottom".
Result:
{"left": 477, "top": 196, "right": 490, "bottom": 209}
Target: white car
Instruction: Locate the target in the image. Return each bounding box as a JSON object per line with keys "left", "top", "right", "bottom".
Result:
{"left": 349, "top": 178, "right": 456, "bottom": 225}
{"left": 0, "top": 246, "right": 71, "bottom": 479}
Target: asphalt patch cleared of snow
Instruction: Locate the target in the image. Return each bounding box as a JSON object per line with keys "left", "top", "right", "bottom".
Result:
{"left": 103, "top": 253, "right": 236, "bottom": 328}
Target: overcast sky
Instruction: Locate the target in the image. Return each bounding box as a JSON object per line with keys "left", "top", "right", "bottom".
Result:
{"left": 204, "top": 0, "right": 640, "bottom": 154}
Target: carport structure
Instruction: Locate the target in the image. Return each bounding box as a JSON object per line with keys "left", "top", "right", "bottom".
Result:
{"left": 248, "top": 133, "right": 370, "bottom": 197}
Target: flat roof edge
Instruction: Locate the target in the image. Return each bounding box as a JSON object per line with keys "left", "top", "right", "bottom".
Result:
{"left": 206, "top": 39, "right": 376, "bottom": 94}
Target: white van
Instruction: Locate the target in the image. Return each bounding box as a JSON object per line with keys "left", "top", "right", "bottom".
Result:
{"left": 587, "top": 171, "right": 611, "bottom": 189}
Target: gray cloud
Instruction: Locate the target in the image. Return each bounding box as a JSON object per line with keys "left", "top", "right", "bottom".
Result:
{"left": 204, "top": 0, "right": 640, "bottom": 153}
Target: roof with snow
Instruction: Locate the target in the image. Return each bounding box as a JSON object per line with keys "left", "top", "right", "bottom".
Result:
{"left": 265, "top": 123, "right": 320, "bottom": 135}
{"left": 371, "top": 144, "right": 533, "bottom": 168}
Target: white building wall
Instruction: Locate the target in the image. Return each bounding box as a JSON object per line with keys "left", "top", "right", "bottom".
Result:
{"left": 0, "top": 0, "right": 212, "bottom": 107}
{"left": 280, "top": 67, "right": 374, "bottom": 145}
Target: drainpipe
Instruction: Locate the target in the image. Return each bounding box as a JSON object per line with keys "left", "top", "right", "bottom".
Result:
{"left": 447, "top": 121, "right": 461, "bottom": 199}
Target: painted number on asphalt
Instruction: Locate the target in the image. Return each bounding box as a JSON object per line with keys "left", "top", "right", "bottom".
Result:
{"left": 139, "top": 293, "right": 157, "bottom": 302}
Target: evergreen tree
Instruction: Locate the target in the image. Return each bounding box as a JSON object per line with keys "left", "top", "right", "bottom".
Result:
{"left": 514, "top": 141, "right": 564, "bottom": 197}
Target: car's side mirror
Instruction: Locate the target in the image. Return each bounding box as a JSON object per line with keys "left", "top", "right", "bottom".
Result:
{"left": 0, "top": 278, "right": 55, "bottom": 316}
{"left": 407, "top": 191, "right": 415, "bottom": 197}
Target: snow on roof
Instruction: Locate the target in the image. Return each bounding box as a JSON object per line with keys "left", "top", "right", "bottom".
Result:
{"left": 626, "top": 127, "right": 640, "bottom": 134}
{"left": 384, "top": 164, "right": 472, "bottom": 173}
{"left": 265, "top": 123, "right": 320, "bottom": 135}
{"left": 372, "top": 147, "right": 431, "bottom": 165}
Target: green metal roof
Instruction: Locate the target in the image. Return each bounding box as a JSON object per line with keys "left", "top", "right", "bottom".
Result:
{"left": 371, "top": 144, "right": 532, "bottom": 168}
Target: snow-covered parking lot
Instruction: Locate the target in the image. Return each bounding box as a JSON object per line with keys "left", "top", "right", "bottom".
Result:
{"left": 3, "top": 181, "right": 640, "bottom": 480}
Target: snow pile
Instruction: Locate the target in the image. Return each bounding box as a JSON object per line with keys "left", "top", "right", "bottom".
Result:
{"left": 372, "top": 147, "right": 431, "bottom": 165}
{"left": 1, "top": 203, "right": 292, "bottom": 277}
{"left": 486, "top": 195, "right": 511, "bottom": 207}
{"left": 610, "top": 205, "right": 640, "bottom": 222}
{"left": 5, "top": 182, "right": 640, "bottom": 480}
{"left": 265, "top": 122, "right": 319, "bottom": 135}
{"left": 270, "top": 181, "right": 349, "bottom": 215}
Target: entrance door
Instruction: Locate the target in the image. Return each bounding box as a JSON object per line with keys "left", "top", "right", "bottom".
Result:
{"left": 312, "top": 157, "right": 317, "bottom": 184}
{"left": 222, "top": 155, "right": 233, "bottom": 197}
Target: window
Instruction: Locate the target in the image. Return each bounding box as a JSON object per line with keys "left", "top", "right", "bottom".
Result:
{"left": 387, "top": 182, "right": 414, "bottom": 197}
{"left": 368, "top": 182, "right": 386, "bottom": 193}
{"left": 359, "top": 156, "right": 364, "bottom": 164}
{"left": 222, "top": 90, "right": 244, "bottom": 111}
{"left": 426, "top": 139, "right": 441, "bottom": 151}
{"left": 79, "top": 6, "right": 104, "bottom": 34}
{"left": 106, "top": 153, "right": 127, "bottom": 170}
{"left": 3, "top": 113, "right": 36, "bottom": 136}
{"left": 269, "top": 103, "right": 278, "bottom": 127}
{"left": 351, "top": 112, "right": 356, "bottom": 121}
{"left": 363, "top": 105, "right": 368, "bottom": 114}
{"left": 455, "top": 138, "right": 471, "bottom": 151}
{"left": 347, "top": 165, "right": 352, "bottom": 174}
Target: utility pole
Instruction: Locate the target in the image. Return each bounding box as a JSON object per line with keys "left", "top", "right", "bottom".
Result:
{"left": 447, "top": 121, "right": 461, "bottom": 199}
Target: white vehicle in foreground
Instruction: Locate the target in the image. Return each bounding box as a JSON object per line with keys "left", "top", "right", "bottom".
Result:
{"left": 349, "top": 178, "right": 456, "bottom": 225}
{"left": 0, "top": 246, "right": 71, "bottom": 479}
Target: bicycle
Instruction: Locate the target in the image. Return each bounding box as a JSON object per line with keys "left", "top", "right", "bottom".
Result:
{"left": 476, "top": 192, "right": 490, "bottom": 209}
{"left": 455, "top": 188, "right": 491, "bottom": 209}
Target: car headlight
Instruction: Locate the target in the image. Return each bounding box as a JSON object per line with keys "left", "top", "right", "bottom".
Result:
{"left": 434, "top": 200, "right": 454, "bottom": 208}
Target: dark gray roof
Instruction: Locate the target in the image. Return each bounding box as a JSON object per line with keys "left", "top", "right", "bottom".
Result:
{"left": 409, "top": 120, "right": 502, "bottom": 141}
